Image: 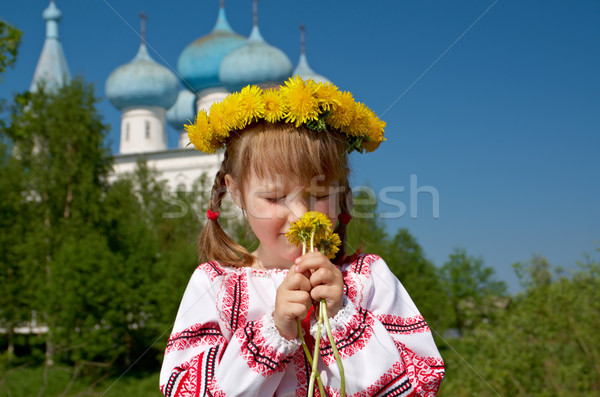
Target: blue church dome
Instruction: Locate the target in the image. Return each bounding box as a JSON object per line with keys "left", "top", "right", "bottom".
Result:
{"left": 293, "top": 55, "right": 330, "bottom": 84}
{"left": 166, "top": 89, "right": 197, "bottom": 131}
{"left": 219, "top": 25, "right": 293, "bottom": 93}
{"left": 106, "top": 43, "right": 179, "bottom": 110}
{"left": 177, "top": 7, "right": 246, "bottom": 93}
{"left": 293, "top": 25, "right": 330, "bottom": 84}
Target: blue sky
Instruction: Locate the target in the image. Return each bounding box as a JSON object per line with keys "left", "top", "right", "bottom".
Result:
{"left": 2, "top": 0, "right": 599, "bottom": 292}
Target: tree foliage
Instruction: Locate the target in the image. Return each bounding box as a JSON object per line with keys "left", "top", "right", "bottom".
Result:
{"left": 2, "top": 78, "right": 111, "bottom": 366}
{"left": 440, "top": 247, "right": 507, "bottom": 335}
{"left": 439, "top": 254, "right": 600, "bottom": 396}
{"left": 0, "top": 19, "right": 21, "bottom": 76}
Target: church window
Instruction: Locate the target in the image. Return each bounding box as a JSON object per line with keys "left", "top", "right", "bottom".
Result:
{"left": 125, "top": 123, "right": 130, "bottom": 141}
{"left": 145, "top": 120, "right": 150, "bottom": 139}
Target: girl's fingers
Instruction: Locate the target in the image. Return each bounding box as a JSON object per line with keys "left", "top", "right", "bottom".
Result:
{"left": 309, "top": 267, "right": 336, "bottom": 287}
{"left": 284, "top": 269, "right": 312, "bottom": 292}
{"left": 294, "top": 251, "right": 333, "bottom": 274}
{"left": 277, "top": 291, "right": 312, "bottom": 319}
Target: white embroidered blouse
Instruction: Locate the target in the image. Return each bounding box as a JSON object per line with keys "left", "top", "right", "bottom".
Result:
{"left": 160, "top": 254, "right": 445, "bottom": 397}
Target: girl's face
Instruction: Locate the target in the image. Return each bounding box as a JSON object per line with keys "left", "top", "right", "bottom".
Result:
{"left": 226, "top": 170, "right": 341, "bottom": 270}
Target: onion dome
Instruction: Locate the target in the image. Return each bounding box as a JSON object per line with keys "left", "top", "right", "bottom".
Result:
{"left": 106, "top": 42, "right": 179, "bottom": 110}
{"left": 166, "top": 89, "right": 197, "bottom": 131}
{"left": 219, "top": 0, "right": 292, "bottom": 92}
{"left": 31, "top": 0, "right": 71, "bottom": 92}
{"left": 177, "top": 2, "right": 246, "bottom": 92}
{"left": 293, "top": 25, "right": 330, "bottom": 84}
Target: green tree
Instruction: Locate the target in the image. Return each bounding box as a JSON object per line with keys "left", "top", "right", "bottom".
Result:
{"left": 440, "top": 247, "right": 506, "bottom": 335}
{"left": 0, "top": 20, "right": 22, "bottom": 132}
{"left": 4, "top": 78, "right": 111, "bottom": 366}
{"left": 0, "top": 20, "right": 21, "bottom": 75}
{"left": 513, "top": 253, "right": 553, "bottom": 290}
{"left": 0, "top": 139, "right": 30, "bottom": 360}
{"left": 0, "top": 23, "right": 24, "bottom": 358}
{"left": 440, "top": 254, "right": 600, "bottom": 396}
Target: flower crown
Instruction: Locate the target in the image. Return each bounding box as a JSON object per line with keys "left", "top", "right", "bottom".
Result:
{"left": 185, "top": 76, "right": 386, "bottom": 154}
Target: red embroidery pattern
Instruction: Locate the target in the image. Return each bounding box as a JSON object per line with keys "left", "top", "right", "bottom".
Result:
{"left": 319, "top": 307, "right": 375, "bottom": 366}
{"left": 169, "top": 355, "right": 199, "bottom": 397}
{"left": 294, "top": 350, "right": 309, "bottom": 397}
{"left": 198, "top": 261, "right": 224, "bottom": 282}
{"left": 218, "top": 272, "right": 249, "bottom": 332}
{"left": 363, "top": 360, "right": 412, "bottom": 397}
{"left": 163, "top": 353, "right": 204, "bottom": 397}
{"left": 348, "top": 254, "right": 380, "bottom": 276}
{"left": 396, "top": 341, "right": 445, "bottom": 397}
{"left": 320, "top": 361, "right": 411, "bottom": 397}
{"left": 162, "top": 346, "right": 229, "bottom": 397}
{"left": 377, "top": 314, "right": 430, "bottom": 335}
{"left": 237, "top": 319, "right": 293, "bottom": 377}
{"left": 204, "top": 347, "right": 227, "bottom": 397}
{"left": 165, "top": 322, "right": 226, "bottom": 354}
{"left": 342, "top": 271, "right": 362, "bottom": 304}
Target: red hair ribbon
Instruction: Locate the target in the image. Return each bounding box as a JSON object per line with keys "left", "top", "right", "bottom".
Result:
{"left": 206, "top": 209, "right": 220, "bottom": 221}
{"left": 338, "top": 213, "right": 352, "bottom": 225}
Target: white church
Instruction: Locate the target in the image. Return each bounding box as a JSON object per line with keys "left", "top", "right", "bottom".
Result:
{"left": 31, "top": 0, "right": 331, "bottom": 189}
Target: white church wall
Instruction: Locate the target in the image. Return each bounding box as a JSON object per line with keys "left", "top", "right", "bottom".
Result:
{"left": 110, "top": 149, "right": 223, "bottom": 193}
{"left": 119, "top": 106, "right": 168, "bottom": 154}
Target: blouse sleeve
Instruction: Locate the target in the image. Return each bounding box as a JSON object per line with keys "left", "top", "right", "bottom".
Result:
{"left": 160, "top": 264, "right": 301, "bottom": 397}
{"left": 310, "top": 254, "right": 445, "bottom": 396}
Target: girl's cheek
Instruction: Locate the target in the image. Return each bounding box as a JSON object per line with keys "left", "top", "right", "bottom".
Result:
{"left": 315, "top": 198, "right": 338, "bottom": 217}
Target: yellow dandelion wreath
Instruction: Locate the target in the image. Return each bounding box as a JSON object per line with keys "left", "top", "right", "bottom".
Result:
{"left": 184, "top": 76, "right": 385, "bottom": 154}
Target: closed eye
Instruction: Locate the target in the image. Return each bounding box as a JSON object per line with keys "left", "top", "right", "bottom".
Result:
{"left": 264, "top": 197, "right": 285, "bottom": 203}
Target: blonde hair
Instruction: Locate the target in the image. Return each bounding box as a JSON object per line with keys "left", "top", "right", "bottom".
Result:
{"left": 199, "top": 122, "right": 354, "bottom": 267}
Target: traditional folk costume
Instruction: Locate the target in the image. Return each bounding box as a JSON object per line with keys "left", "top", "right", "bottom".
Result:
{"left": 160, "top": 254, "right": 444, "bottom": 396}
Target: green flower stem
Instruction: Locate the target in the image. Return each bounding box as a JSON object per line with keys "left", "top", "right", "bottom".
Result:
{"left": 321, "top": 300, "right": 346, "bottom": 396}
{"left": 308, "top": 305, "right": 323, "bottom": 396}
{"left": 297, "top": 321, "right": 325, "bottom": 396}
{"left": 301, "top": 241, "right": 325, "bottom": 396}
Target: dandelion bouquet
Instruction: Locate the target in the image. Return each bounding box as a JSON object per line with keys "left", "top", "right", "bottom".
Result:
{"left": 286, "top": 212, "right": 345, "bottom": 397}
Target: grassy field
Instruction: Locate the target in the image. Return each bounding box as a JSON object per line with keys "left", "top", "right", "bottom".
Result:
{"left": 0, "top": 366, "right": 162, "bottom": 397}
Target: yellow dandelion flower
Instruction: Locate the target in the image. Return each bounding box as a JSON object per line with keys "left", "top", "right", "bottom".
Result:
{"left": 306, "top": 211, "right": 333, "bottom": 245}
{"left": 185, "top": 111, "right": 218, "bottom": 154}
{"left": 238, "top": 85, "right": 266, "bottom": 127}
{"left": 280, "top": 76, "right": 320, "bottom": 127}
{"left": 221, "top": 93, "right": 243, "bottom": 131}
{"left": 209, "top": 94, "right": 241, "bottom": 137}
{"left": 313, "top": 81, "right": 341, "bottom": 112}
{"left": 316, "top": 229, "right": 342, "bottom": 259}
{"left": 263, "top": 89, "right": 287, "bottom": 123}
{"left": 286, "top": 216, "right": 313, "bottom": 247}
{"left": 208, "top": 101, "right": 228, "bottom": 138}
{"left": 343, "top": 102, "right": 371, "bottom": 137}
{"left": 326, "top": 91, "right": 356, "bottom": 130}
{"left": 286, "top": 211, "right": 333, "bottom": 250}
{"left": 363, "top": 113, "right": 386, "bottom": 153}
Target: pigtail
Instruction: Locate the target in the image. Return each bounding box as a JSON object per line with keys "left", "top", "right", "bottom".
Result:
{"left": 198, "top": 151, "right": 255, "bottom": 267}
{"left": 334, "top": 177, "right": 359, "bottom": 264}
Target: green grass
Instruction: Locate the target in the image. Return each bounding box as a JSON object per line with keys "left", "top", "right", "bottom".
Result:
{"left": 0, "top": 365, "right": 162, "bottom": 397}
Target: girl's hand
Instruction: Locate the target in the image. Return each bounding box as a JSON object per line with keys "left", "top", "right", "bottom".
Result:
{"left": 274, "top": 265, "right": 312, "bottom": 340}
{"left": 295, "top": 251, "right": 344, "bottom": 318}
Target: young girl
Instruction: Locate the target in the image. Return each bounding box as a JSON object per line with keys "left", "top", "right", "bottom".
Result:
{"left": 160, "top": 77, "right": 445, "bottom": 396}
